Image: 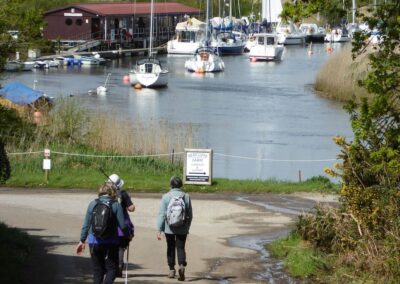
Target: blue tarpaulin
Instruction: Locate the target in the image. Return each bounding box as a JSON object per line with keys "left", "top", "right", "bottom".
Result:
{"left": 0, "top": 82, "right": 46, "bottom": 105}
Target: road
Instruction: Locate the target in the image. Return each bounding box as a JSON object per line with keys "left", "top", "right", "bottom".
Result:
{"left": 0, "top": 189, "right": 336, "bottom": 283}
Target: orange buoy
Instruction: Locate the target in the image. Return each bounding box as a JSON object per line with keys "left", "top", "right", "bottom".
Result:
{"left": 250, "top": 57, "right": 257, "bottom": 62}
{"left": 195, "top": 69, "right": 205, "bottom": 74}
{"left": 134, "top": 83, "right": 142, "bottom": 89}
{"left": 33, "top": 111, "right": 43, "bottom": 124}
{"left": 122, "top": 75, "right": 130, "bottom": 84}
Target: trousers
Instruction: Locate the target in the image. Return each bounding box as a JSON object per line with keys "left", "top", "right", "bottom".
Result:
{"left": 89, "top": 244, "right": 119, "bottom": 284}
{"left": 165, "top": 233, "right": 187, "bottom": 270}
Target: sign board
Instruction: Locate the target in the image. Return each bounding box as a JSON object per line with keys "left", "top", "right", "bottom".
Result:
{"left": 64, "top": 13, "right": 83, "bottom": 17}
{"left": 184, "top": 149, "right": 212, "bottom": 185}
{"left": 43, "top": 159, "right": 51, "bottom": 170}
{"left": 44, "top": 148, "right": 50, "bottom": 158}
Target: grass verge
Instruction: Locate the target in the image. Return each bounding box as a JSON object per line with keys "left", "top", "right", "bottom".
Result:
{"left": 267, "top": 232, "right": 332, "bottom": 282}
{"left": 0, "top": 222, "right": 32, "bottom": 284}
{"left": 6, "top": 149, "right": 338, "bottom": 193}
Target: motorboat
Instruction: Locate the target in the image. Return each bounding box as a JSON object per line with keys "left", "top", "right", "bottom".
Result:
{"left": 74, "top": 55, "right": 100, "bottom": 66}
{"left": 276, "top": 21, "right": 306, "bottom": 45}
{"left": 132, "top": 0, "right": 168, "bottom": 88}
{"left": 167, "top": 18, "right": 206, "bottom": 54}
{"left": 185, "top": 46, "right": 225, "bottom": 73}
{"left": 34, "top": 59, "right": 59, "bottom": 69}
{"left": 325, "top": 28, "right": 351, "bottom": 42}
{"left": 248, "top": 33, "right": 284, "bottom": 61}
{"left": 299, "top": 23, "right": 326, "bottom": 43}
{"left": 4, "top": 60, "right": 34, "bottom": 71}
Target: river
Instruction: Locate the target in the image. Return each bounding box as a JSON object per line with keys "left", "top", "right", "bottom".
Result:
{"left": 2, "top": 43, "right": 353, "bottom": 181}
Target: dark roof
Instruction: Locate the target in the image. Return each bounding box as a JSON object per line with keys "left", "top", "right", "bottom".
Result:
{"left": 45, "top": 2, "right": 201, "bottom": 16}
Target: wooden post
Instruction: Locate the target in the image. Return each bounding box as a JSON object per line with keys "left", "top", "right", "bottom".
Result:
{"left": 171, "top": 149, "right": 175, "bottom": 165}
{"left": 45, "top": 170, "right": 49, "bottom": 183}
{"left": 298, "top": 170, "right": 302, "bottom": 183}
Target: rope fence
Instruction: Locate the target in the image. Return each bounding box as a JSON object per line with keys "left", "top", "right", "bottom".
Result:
{"left": 7, "top": 149, "right": 339, "bottom": 162}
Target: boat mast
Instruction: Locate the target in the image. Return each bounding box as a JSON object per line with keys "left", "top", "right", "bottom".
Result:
{"left": 206, "top": 0, "right": 209, "bottom": 45}
{"left": 149, "top": 0, "right": 154, "bottom": 57}
{"left": 352, "top": 0, "right": 356, "bottom": 25}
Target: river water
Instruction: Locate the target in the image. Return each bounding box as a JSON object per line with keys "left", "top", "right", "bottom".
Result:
{"left": 3, "top": 43, "right": 353, "bottom": 181}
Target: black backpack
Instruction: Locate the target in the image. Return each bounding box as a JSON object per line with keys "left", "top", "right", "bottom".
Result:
{"left": 91, "top": 199, "right": 116, "bottom": 239}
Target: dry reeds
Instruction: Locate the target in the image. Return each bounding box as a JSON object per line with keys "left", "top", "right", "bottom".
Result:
{"left": 85, "top": 115, "right": 195, "bottom": 158}
{"left": 314, "top": 45, "right": 371, "bottom": 102}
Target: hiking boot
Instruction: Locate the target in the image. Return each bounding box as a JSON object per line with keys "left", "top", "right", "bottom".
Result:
{"left": 168, "top": 269, "right": 176, "bottom": 278}
{"left": 178, "top": 265, "right": 185, "bottom": 281}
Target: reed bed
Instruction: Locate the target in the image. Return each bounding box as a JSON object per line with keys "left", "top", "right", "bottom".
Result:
{"left": 314, "top": 45, "right": 371, "bottom": 102}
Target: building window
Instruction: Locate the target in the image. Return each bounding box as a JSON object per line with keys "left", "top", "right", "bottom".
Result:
{"left": 65, "top": 18, "right": 73, "bottom": 26}
{"left": 76, "top": 19, "right": 83, "bottom": 26}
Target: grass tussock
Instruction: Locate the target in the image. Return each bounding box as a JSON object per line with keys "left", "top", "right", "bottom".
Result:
{"left": 314, "top": 45, "right": 371, "bottom": 102}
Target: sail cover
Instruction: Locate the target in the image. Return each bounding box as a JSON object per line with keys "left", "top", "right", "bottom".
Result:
{"left": 262, "top": 0, "right": 282, "bottom": 23}
{"left": 175, "top": 17, "right": 206, "bottom": 31}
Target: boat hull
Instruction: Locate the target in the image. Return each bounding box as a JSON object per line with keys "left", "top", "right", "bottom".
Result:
{"left": 249, "top": 47, "right": 284, "bottom": 61}
{"left": 167, "top": 40, "right": 202, "bottom": 54}
{"left": 136, "top": 72, "right": 168, "bottom": 87}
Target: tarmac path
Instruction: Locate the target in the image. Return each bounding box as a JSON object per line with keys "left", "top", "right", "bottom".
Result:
{"left": 0, "top": 189, "right": 337, "bottom": 284}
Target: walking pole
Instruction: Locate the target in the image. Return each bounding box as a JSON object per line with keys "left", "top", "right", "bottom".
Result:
{"left": 125, "top": 244, "right": 129, "bottom": 284}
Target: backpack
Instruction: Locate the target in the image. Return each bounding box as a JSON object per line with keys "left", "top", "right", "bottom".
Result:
{"left": 166, "top": 192, "right": 186, "bottom": 227}
{"left": 91, "top": 199, "right": 116, "bottom": 239}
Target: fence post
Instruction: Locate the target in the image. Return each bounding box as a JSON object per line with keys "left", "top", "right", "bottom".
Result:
{"left": 298, "top": 170, "right": 302, "bottom": 183}
{"left": 171, "top": 149, "right": 174, "bottom": 165}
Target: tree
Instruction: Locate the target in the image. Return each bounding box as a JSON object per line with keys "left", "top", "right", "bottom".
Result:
{"left": 330, "top": 1, "right": 400, "bottom": 229}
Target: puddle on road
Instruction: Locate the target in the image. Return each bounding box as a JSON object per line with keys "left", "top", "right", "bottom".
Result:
{"left": 219, "top": 196, "right": 308, "bottom": 283}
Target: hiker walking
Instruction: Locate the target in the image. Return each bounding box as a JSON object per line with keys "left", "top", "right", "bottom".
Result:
{"left": 107, "top": 174, "right": 135, "bottom": 277}
{"left": 76, "top": 182, "right": 132, "bottom": 284}
{"left": 157, "top": 176, "right": 193, "bottom": 281}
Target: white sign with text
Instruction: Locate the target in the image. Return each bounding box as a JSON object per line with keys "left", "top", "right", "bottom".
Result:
{"left": 184, "top": 149, "right": 212, "bottom": 185}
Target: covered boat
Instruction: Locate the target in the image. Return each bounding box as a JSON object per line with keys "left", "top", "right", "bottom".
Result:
{"left": 0, "top": 82, "right": 52, "bottom": 110}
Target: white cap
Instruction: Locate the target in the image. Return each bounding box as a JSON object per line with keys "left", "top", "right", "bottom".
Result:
{"left": 108, "top": 174, "right": 124, "bottom": 189}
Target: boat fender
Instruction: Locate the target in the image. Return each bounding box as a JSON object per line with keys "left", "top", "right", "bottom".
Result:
{"left": 122, "top": 75, "right": 130, "bottom": 84}
{"left": 134, "top": 83, "right": 142, "bottom": 89}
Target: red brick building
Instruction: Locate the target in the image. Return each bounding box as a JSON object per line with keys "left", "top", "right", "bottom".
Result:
{"left": 43, "top": 2, "right": 202, "bottom": 46}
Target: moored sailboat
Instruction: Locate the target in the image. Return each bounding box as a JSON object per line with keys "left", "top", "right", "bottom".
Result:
{"left": 131, "top": 0, "right": 168, "bottom": 88}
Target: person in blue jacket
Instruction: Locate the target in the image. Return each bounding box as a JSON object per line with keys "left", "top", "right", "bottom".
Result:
{"left": 76, "top": 182, "right": 131, "bottom": 284}
{"left": 157, "top": 176, "right": 193, "bottom": 281}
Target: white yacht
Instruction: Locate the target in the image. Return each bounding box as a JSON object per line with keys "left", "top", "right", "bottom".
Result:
{"left": 185, "top": 47, "right": 225, "bottom": 73}
{"left": 167, "top": 18, "right": 206, "bottom": 54}
{"left": 184, "top": 0, "right": 224, "bottom": 73}
{"left": 248, "top": 33, "right": 284, "bottom": 61}
{"left": 133, "top": 58, "right": 168, "bottom": 87}
{"left": 276, "top": 21, "right": 306, "bottom": 45}
{"left": 131, "top": 0, "right": 168, "bottom": 88}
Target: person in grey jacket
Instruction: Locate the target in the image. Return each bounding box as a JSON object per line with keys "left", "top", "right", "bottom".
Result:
{"left": 157, "top": 176, "right": 193, "bottom": 281}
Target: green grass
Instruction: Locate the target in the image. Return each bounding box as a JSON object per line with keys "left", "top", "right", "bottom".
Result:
{"left": 0, "top": 222, "right": 32, "bottom": 284}
{"left": 267, "top": 232, "right": 332, "bottom": 279}
{"left": 5, "top": 149, "right": 339, "bottom": 193}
